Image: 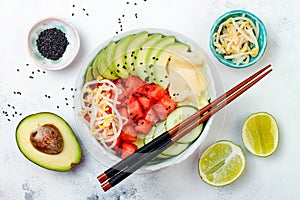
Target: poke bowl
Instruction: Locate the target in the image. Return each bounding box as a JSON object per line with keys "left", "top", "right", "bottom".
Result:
{"left": 74, "top": 29, "right": 216, "bottom": 172}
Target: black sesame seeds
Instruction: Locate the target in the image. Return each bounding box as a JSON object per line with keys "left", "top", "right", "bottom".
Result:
{"left": 36, "top": 28, "right": 69, "bottom": 61}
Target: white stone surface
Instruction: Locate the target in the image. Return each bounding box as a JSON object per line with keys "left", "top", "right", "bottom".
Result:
{"left": 0, "top": 0, "right": 299, "bottom": 199}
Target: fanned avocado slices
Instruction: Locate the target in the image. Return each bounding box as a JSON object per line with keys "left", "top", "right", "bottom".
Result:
{"left": 84, "top": 31, "right": 191, "bottom": 85}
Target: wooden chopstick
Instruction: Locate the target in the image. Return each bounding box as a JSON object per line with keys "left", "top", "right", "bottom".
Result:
{"left": 99, "top": 65, "right": 272, "bottom": 191}
{"left": 97, "top": 64, "right": 272, "bottom": 184}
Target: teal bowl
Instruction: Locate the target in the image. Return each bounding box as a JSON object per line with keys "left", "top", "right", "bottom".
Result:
{"left": 209, "top": 10, "right": 267, "bottom": 68}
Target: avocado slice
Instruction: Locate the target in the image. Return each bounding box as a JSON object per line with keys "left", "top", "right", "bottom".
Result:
{"left": 100, "top": 41, "right": 119, "bottom": 80}
{"left": 145, "top": 36, "right": 176, "bottom": 82}
{"left": 97, "top": 43, "right": 119, "bottom": 80}
{"left": 16, "top": 112, "right": 82, "bottom": 172}
{"left": 113, "top": 34, "right": 134, "bottom": 78}
{"left": 133, "top": 33, "right": 162, "bottom": 81}
{"left": 85, "top": 66, "right": 94, "bottom": 82}
{"left": 124, "top": 31, "right": 148, "bottom": 73}
{"left": 152, "top": 42, "right": 190, "bottom": 89}
{"left": 91, "top": 50, "right": 105, "bottom": 80}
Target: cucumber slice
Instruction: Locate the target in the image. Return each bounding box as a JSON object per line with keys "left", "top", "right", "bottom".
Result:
{"left": 144, "top": 125, "right": 157, "bottom": 145}
{"left": 166, "top": 105, "right": 203, "bottom": 144}
{"left": 152, "top": 121, "right": 166, "bottom": 139}
{"left": 156, "top": 153, "right": 171, "bottom": 159}
{"left": 162, "top": 142, "right": 189, "bottom": 156}
{"left": 133, "top": 134, "right": 146, "bottom": 149}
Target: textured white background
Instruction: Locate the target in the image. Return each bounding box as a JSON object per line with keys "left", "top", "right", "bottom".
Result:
{"left": 1, "top": 0, "right": 300, "bottom": 199}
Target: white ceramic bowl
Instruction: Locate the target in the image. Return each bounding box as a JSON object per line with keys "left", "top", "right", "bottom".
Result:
{"left": 28, "top": 16, "right": 80, "bottom": 70}
{"left": 74, "top": 29, "right": 216, "bottom": 172}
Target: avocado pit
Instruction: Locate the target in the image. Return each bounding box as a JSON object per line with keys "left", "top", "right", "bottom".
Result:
{"left": 30, "top": 124, "right": 64, "bottom": 154}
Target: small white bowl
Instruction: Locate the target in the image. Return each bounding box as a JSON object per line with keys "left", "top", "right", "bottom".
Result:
{"left": 28, "top": 17, "right": 80, "bottom": 70}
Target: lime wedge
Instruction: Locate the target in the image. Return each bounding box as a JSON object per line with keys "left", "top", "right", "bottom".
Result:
{"left": 198, "top": 140, "right": 246, "bottom": 186}
{"left": 242, "top": 112, "right": 279, "bottom": 157}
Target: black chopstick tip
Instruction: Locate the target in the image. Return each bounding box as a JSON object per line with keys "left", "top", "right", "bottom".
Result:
{"left": 101, "top": 181, "right": 112, "bottom": 192}
{"left": 97, "top": 173, "right": 108, "bottom": 184}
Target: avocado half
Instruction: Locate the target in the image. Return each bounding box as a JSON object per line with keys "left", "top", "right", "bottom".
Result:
{"left": 16, "top": 112, "right": 81, "bottom": 172}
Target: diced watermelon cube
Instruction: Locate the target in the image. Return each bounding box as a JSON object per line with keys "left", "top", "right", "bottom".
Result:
{"left": 121, "top": 142, "right": 137, "bottom": 159}
{"left": 128, "top": 97, "right": 144, "bottom": 122}
{"left": 135, "top": 119, "right": 153, "bottom": 134}
{"left": 152, "top": 103, "right": 168, "bottom": 121}
{"left": 120, "top": 125, "right": 138, "bottom": 143}
{"left": 147, "top": 83, "right": 167, "bottom": 100}
{"left": 145, "top": 107, "right": 159, "bottom": 125}
{"left": 138, "top": 95, "right": 154, "bottom": 111}
{"left": 124, "top": 75, "right": 144, "bottom": 94}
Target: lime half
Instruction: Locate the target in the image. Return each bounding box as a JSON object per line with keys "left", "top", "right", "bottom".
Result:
{"left": 198, "top": 140, "right": 246, "bottom": 186}
{"left": 242, "top": 112, "right": 279, "bottom": 157}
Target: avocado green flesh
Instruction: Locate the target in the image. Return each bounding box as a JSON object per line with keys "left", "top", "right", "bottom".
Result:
{"left": 85, "top": 66, "right": 94, "bottom": 82}
{"left": 102, "top": 41, "right": 119, "bottom": 80}
{"left": 97, "top": 48, "right": 118, "bottom": 80}
{"left": 85, "top": 32, "right": 191, "bottom": 85}
{"left": 133, "top": 33, "right": 163, "bottom": 81}
{"left": 113, "top": 34, "right": 134, "bottom": 78}
{"left": 16, "top": 112, "right": 81, "bottom": 172}
{"left": 124, "top": 31, "right": 148, "bottom": 73}
{"left": 145, "top": 36, "right": 176, "bottom": 82}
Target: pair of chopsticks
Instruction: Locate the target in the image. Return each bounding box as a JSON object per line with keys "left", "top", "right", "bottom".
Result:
{"left": 98, "top": 64, "right": 272, "bottom": 192}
